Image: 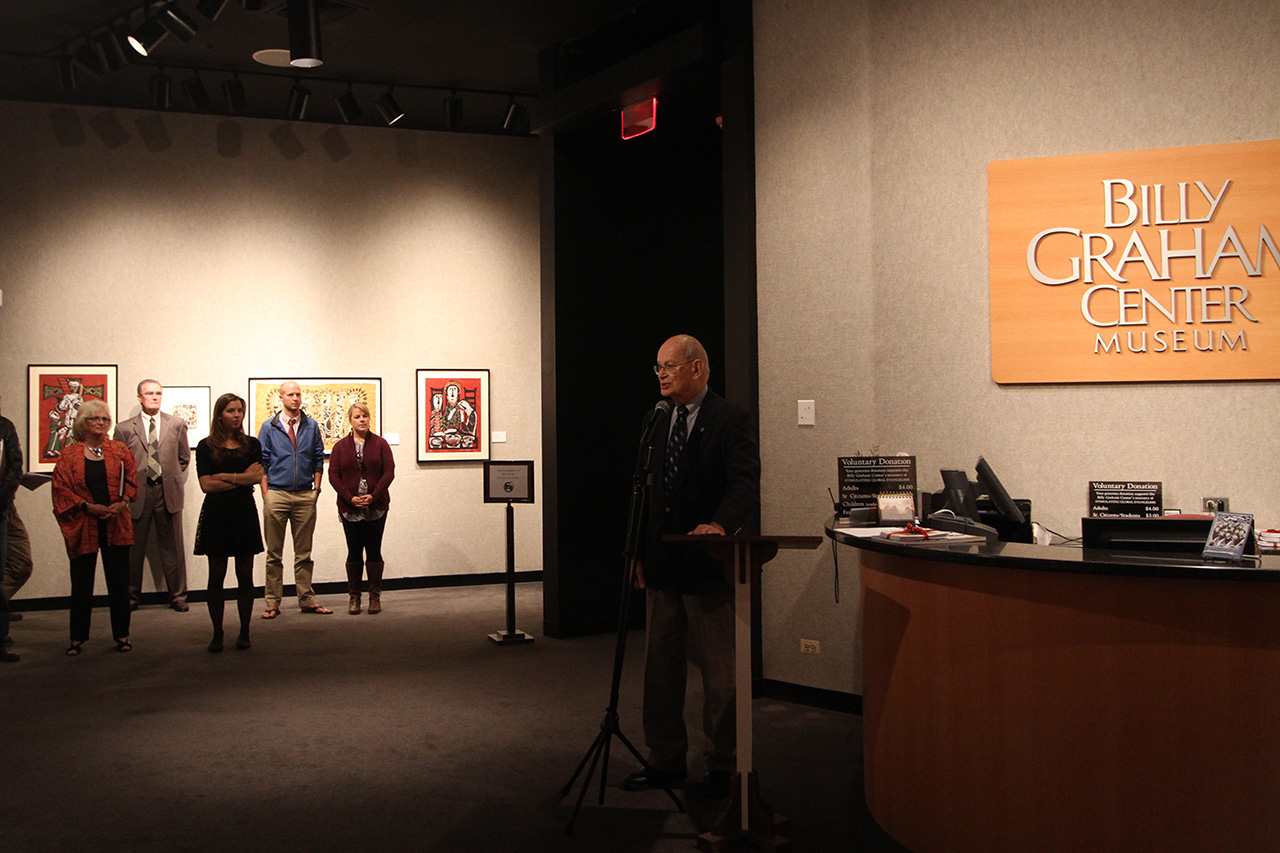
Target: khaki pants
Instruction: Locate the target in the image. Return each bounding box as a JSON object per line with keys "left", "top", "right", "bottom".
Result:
{"left": 262, "top": 489, "right": 319, "bottom": 610}
{"left": 2, "top": 505, "right": 32, "bottom": 601}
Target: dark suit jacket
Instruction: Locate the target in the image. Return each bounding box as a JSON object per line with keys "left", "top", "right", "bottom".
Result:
{"left": 114, "top": 411, "right": 190, "bottom": 518}
{"left": 639, "top": 389, "right": 761, "bottom": 595}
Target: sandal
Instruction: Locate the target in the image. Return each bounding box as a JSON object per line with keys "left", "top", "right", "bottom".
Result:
{"left": 261, "top": 608, "right": 280, "bottom": 620}
{"left": 115, "top": 638, "right": 132, "bottom": 653}
{"left": 66, "top": 641, "right": 84, "bottom": 657}
{"left": 300, "top": 605, "right": 333, "bottom": 614}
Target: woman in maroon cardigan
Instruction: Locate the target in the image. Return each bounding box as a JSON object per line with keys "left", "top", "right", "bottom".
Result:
{"left": 327, "top": 403, "right": 394, "bottom": 614}
{"left": 51, "top": 399, "right": 137, "bottom": 655}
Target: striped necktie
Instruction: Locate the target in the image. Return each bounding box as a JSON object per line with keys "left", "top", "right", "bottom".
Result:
{"left": 147, "top": 417, "right": 162, "bottom": 482}
{"left": 664, "top": 405, "right": 688, "bottom": 495}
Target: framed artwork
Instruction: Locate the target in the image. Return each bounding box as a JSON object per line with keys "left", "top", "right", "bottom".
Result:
{"left": 247, "top": 377, "right": 382, "bottom": 454}
{"left": 160, "top": 386, "right": 211, "bottom": 449}
{"left": 27, "top": 364, "right": 118, "bottom": 473}
{"left": 416, "top": 368, "right": 490, "bottom": 462}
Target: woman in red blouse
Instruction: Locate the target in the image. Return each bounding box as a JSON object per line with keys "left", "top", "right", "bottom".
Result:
{"left": 51, "top": 399, "right": 137, "bottom": 655}
{"left": 327, "top": 402, "right": 394, "bottom": 614}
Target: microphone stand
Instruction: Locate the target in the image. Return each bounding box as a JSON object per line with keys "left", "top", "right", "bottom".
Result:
{"left": 561, "top": 404, "right": 685, "bottom": 833}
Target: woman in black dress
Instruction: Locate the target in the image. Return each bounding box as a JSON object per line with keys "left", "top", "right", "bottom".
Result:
{"left": 194, "top": 393, "right": 264, "bottom": 653}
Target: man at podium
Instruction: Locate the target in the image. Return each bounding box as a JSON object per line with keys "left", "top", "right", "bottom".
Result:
{"left": 625, "top": 334, "right": 761, "bottom": 798}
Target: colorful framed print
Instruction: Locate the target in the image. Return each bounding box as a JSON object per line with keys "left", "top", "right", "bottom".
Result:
{"left": 247, "top": 378, "right": 382, "bottom": 454}
{"left": 159, "top": 385, "right": 211, "bottom": 449}
{"left": 27, "top": 364, "right": 118, "bottom": 473}
{"left": 416, "top": 369, "right": 490, "bottom": 462}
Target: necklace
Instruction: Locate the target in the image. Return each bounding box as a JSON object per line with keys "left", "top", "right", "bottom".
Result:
{"left": 87, "top": 444, "right": 104, "bottom": 459}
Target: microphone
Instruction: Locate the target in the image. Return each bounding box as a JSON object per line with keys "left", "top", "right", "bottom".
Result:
{"left": 639, "top": 399, "right": 671, "bottom": 445}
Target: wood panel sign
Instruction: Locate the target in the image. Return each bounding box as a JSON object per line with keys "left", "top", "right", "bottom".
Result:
{"left": 989, "top": 140, "right": 1279, "bottom": 383}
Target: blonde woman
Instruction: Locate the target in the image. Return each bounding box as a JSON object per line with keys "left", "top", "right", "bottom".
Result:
{"left": 51, "top": 400, "right": 137, "bottom": 655}
{"left": 327, "top": 403, "right": 394, "bottom": 614}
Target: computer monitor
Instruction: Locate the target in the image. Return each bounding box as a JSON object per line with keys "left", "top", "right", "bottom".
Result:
{"left": 975, "top": 455, "right": 1026, "bottom": 526}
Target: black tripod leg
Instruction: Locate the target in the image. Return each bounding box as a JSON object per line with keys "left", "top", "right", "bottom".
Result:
{"left": 612, "top": 726, "right": 686, "bottom": 812}
{"left": 561, "top": 724, "right": 606, "bottom": 796}
{"left": 564, "top": 728, "right": 608, "bottom": 834}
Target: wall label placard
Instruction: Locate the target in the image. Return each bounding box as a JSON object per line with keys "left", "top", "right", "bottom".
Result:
{"left": 989, "top": 139, "right": 1280, "bottom": 383}
{"left": 1088, "top": 481, "right": 1163, "bottom": 518}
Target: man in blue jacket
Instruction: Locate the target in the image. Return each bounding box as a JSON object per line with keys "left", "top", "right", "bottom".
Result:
{"left": 258, "top": 381, "right": 331, "bottom": 617}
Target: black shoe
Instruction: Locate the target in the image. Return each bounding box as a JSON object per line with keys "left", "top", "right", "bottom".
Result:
{"left": 171, "top": 601, "right": 189, "bottom": 612}
{"left": 207, "top": 634, "right": 224, "bottom": 653}
{"left": 695, "top": 770, "right": 733, "bottom": 799}
{"left": 622, "top": 766, "right": 686, "bottom": 791}
{"left": 9, "top": 612, "right": 21, "bottom": 621}
{"left": 1, "top": 648, "right": 18, "bottom": 663}
{"left": 130, "top": 602, "right": 139, "bottom": 611}
{"left": 235, "top": 633, "right": 251, "bottom": 650}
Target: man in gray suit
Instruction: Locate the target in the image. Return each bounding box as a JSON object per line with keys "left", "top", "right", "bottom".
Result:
{"left": 115, "top": 379, "right": 190, "bottom": 611}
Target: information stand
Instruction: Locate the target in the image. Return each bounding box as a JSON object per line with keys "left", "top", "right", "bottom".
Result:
{"left": 484, "top": 461, "right": 534, "bottom": 645}
{"left": 663, "top": 532, "right": 822, "bottom": 852}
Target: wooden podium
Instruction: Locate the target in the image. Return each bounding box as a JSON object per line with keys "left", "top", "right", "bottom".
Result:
{"left": 663, "top": 533, "right": 822, "bottom": 852}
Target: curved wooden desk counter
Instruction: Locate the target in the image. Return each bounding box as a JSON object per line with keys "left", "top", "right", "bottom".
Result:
{"left": 827, "top": 523, "right": 1280, "bottom": 853}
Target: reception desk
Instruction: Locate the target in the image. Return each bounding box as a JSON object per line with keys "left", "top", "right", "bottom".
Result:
{"left": 827, "top": 522, "right": 1280, "bottom": 853}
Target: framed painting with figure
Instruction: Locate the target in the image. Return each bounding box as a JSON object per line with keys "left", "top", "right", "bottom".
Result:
{"left": 159, "top": 386, "right": 211, "bottom": 449}
{"left": 27, "top": 364, "right": 118, "bottom": 473}
{"left": 247, "top": 378, "right": 382, "bottom": 454}
{"left": 416, "top": 369, "right": 489, "bottom": 462}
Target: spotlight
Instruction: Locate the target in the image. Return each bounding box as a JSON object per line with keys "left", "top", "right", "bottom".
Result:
{"left": 94, "top": 29, "right": 130, "bottom": 72}
{"left": 182, "top": 74, "right": 212, "bottom": 111}
{"left": 196, "top": 0, "right": 228, "bottom": 20}
{"left": 128, "top": 18, "right": 169, "bottom": 56}
{"left": 375, "top": 90, "right": 403, "bottom": 125}
{"left": 151, "top": 70, "right": 172, "bottom": 110}
{"left": 288, "top": 0, "right": 323, "bottom": 68}
{"left": 443, "top": 91, "right": 462, "bottom": 129}
{"left": 222, "top": 76, "right": 248, "bottom": 114}
{"left": 334, "top": 87, "right": 361, "bottom": 123}
{"left": 503, "top": 99, "right": 527, "bottom": 133}
{"left": 159, "top": 3, "right": 200, "bottom": 42}
{"left": 286, "top": 82, "right": 310, "bottom": 120}
{"left": 57, "top": 55, "right": 77, "bottom": 93}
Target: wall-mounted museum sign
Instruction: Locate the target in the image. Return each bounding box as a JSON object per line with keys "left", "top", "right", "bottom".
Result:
{"left": 989, "top": 139, "right": 1278, "bottom": 383}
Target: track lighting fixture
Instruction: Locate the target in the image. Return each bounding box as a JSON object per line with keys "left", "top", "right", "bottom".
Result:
{"left": 151, "top": 69, "right": 172, "bottom": 110}
{"left": 196, "top": 0, "right": 229, "bottom": 20}
{"left": 94, "top": 28, "right": 130, "bottom": 72}
{"left": 503, "top": 99, "right": 527, "bottom": 132}
{"left": 288, "top": 0, "right": 323, "bottom": 68}
{"left": 57, "top": 55, "right": 77, "bottom": 93}
{"left": 159, "top": 3, "right": 200, "bottom": 42}
{"left": 334, "top": 86, "right": 361, "bottom": 123}
{"left": 376, "top": 89, "right": 403, "bottom": 125}
{"left": 443, "top": 91, "right": 463, "bottom": 129}
{"left": 182, "top": 74, "right": 212, "bottom": 111}
{"left": 73, "top": 42, "right": 105, "bottom": 78}
{"left": 222, "top": 76, "right": 247, "bottom": 114}
{"left": 286, "top": 82, "right": 310, "bottom": 120}
{"left": 128, "top": 17, "right": 168, "bottom": 56}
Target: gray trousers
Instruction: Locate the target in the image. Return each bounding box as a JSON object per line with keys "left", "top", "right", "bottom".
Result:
{"left": 128, "top": 481, "right": 188, "bottom": 605}
{"left": 641, "top": 587, "right": 737, "bottom": 775}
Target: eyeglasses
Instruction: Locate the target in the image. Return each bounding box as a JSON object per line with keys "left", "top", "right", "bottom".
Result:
{"left": 85, "top": 416, "right": 111, "bottom": 422}
{"left": 652, "top": 360, "right": 693, "bottom": 375}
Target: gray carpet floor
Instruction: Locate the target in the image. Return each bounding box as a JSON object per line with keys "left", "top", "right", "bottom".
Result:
{"left": 2, "top": 584, "right": 903, "bottom": 852}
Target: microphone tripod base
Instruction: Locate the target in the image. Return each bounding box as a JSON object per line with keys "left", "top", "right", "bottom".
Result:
{"left": 487, "top": 630, "right": 534, "bottom": 645}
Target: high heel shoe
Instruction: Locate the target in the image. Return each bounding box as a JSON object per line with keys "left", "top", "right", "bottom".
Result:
{"left": 115, "top": 638, "right": 132, "bottom": 653}
{"left": 235, "top": 632, "right": 251, "bottom": 650}
{"left": 66, "top": 641, "right": 84, "bottom": 657}
{"left": 208, "top": 632, "right": 224, "bottom": 653}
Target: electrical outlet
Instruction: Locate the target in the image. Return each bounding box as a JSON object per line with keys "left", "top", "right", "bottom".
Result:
{"left": 800, "top": 639, "right": 821, "bottom": 655}
{"left": 1202, "top": 497, "right": 1230, "bottom": 513}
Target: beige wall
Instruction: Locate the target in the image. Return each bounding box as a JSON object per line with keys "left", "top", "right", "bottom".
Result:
{"left": 755, "top": 0, "right": 1280, "bottom": 693}
{"left": 0, "top": 100, "right": 542, "bottom": 601}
